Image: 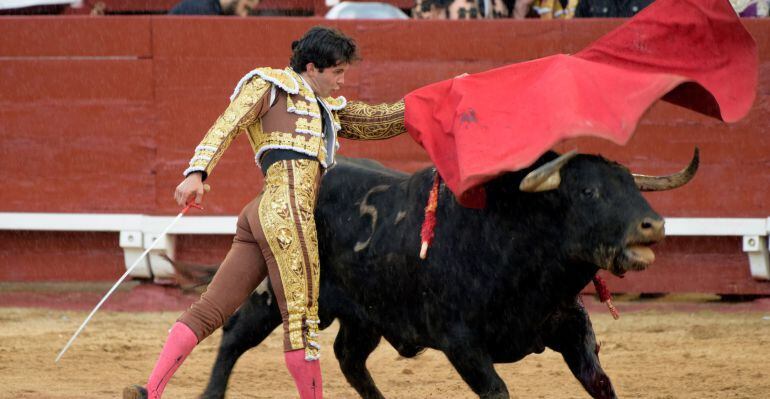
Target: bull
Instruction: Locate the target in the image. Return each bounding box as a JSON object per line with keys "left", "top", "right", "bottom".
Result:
{"left": 192, "top": 150, "right": 698, "bottom": 399}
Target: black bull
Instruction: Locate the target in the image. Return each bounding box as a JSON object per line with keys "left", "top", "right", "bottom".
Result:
{"left": 192, "top": 151, "right": 698, "bottom": 399}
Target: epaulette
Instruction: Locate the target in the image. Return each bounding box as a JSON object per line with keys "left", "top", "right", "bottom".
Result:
{"left": 230, "top": 67, "right": 299, "bottom": 101}
{"left": 323, "top": 95, "right": 348, "bottom": 111}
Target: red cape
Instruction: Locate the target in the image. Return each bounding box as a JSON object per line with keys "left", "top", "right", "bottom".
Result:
{"left": 404, "top": 0, "right": 757, "bottom": 208}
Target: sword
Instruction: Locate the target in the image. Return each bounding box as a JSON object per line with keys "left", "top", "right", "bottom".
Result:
{"left": 55, "top": 186, "right": 209, "bottom": 363}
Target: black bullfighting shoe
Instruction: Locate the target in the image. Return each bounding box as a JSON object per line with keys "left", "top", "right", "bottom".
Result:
{"left": 122, "top": 385, "right": 148, "bottom": 399}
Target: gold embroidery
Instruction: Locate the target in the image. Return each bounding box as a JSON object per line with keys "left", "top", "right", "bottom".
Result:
{"left": 187, "top": 66, "right": 355, "bottom": 177}
{"left": 291, "top": 159, "right": 322, "bottom": 360}
{"left": 258, "top": 160, "right": 321, "bottom": 355}
{"left": 255, "top": 67, "right": 300, "bottom": 94}
{"left": 292, "top": 99, "right": 315, "bottom": 116}
{"left": 187, "top": 77, "right": 271, "bottom": 176}
{"left": 337, "top": 99, "right": 406, "bottom": 140}
{"left": 251, "top": 131, "right": 327, "bottom": 165}
{"left": 295, "top": 117, "right": 323, "bottom": 135}
{"left": 322, "top": 95, "right": 347, "bottom": 110}
{"left": 259, "top": 162, "right": 305, "bottom": 350}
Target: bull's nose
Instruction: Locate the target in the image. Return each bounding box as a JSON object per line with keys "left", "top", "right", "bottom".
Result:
{"left": 638, "top": 217, "right": 665, "bottom": 241}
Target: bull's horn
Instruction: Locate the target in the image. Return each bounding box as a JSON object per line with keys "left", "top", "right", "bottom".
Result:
{"left": 633, "top": 148, "right": 699, "bottom": 191}
{"left": 519, "top": 150, "right": 578, "bottom": 192}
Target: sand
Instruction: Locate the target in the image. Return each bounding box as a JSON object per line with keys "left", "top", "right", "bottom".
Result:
{"left": 1, "top": 304, "right": 769, "bottom": 398}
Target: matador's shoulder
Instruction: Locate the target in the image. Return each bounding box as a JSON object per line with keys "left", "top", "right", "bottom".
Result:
{"left": 229, "top": 67, "right": 301, "bottom": 101}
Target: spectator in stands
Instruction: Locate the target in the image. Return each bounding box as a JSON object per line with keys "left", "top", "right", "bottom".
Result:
{"left": 0, "top": 1, "right": 71, "bottom": 15}
{"left": 412, "top": 0, "right": 512, "bottom": 19}
{"left": 168, "top": 0, "right": 260, "bottom": 16}
{"left": 513, "top": 0, "right": 577, "bottom": 18}
{"left": 574, "top": 0, "right": 652, "bottom": 18}
{"left": 409, "top": 0, "right": 579, "bottom": 20}
{"left": 90, "top": 1, "right": 106, "bottom": 15}
{"left": 731, "top": 0, "right": 769, "bottom": 17}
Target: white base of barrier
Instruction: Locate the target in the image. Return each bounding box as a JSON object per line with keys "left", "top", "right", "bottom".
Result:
{"left": 1, "top": 213, "right": 768, "bottom": 280}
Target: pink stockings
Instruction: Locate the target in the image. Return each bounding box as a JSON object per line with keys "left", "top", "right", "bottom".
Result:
{"left": 145, "top": 322, "right": 198, "bottom": 398}
{"left": 142, "top": 323, "right": 323, "bottom": 398}
{"left": 285, "top": 349, "right": 323, "bottom": 399}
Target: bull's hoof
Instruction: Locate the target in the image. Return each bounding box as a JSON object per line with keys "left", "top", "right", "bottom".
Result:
{"left": 122, "top": 385, "right": 148, "bottom": 399}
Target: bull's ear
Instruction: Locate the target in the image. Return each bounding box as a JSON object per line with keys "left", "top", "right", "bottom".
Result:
{"left": 519, "top": 150, "right": 578, "bottom": 192}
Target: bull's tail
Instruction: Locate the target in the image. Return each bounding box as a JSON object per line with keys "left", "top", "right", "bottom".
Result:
{"left": 160, "top": 253, "right": 219, "bottom": 288}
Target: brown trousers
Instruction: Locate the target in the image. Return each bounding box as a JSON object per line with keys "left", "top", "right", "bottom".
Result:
{"left": 178, "top": 159, "right": 322, "bottom": 359}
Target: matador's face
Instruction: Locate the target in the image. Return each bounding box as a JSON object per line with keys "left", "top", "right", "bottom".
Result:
{"left": 305, "top": 62, "right": 349, "bottom": 98}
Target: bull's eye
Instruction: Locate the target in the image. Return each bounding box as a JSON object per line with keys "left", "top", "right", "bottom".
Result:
{"left": 581, "top": 187, "right": 599, "bottom": 199}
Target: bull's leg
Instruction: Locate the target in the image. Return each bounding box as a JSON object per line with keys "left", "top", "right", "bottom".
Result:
{"left": 445, "top": 345, "right": 508, "bottom": 398}
{"left": 334, "top": 321, "right": 385, "bottom": 399}
{"left": 200, "top": 291, "right": 282, "bottom": 399}
{"left": 545, "top": 299, "right": 617, "bottom": 399}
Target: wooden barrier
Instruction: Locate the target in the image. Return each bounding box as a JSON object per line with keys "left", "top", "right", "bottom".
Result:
{"left": 1, "top": 17, "right": 769, "bottom": 293}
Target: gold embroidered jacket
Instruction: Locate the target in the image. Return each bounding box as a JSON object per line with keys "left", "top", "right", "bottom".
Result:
{"left": 183, "top": 67, "right": 406, "bottom": 178}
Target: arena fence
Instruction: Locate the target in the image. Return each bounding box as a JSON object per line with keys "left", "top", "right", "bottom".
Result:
{"left": 1, "top": 17, "right": 769, "bottom": 294}
{"left": 1, "top": 213, "right": 768, "bottom": 284}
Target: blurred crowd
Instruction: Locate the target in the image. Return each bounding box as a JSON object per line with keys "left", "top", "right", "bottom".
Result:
{"left": 413, "top": 0, "right": 769, "bottom": 19}
{"left": 1, "top": 0, "right": 768, "bottom": 18}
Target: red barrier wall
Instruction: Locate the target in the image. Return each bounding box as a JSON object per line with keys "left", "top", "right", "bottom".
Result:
{"left": 1, "top": 17, "right": 769, "bottom": 292}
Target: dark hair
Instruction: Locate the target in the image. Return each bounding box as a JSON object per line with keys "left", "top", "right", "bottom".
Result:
{"left": 290, "top": 26, "right": 359, "bottom": 73}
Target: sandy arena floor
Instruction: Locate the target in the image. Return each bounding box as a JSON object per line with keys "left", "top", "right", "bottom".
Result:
{"left": 1, "top": 295, "right": 770, "bottom": 399}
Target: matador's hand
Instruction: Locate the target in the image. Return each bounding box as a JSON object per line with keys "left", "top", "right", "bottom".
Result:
{"left": 175, "top": 172, "right": 205, "bottom": 206}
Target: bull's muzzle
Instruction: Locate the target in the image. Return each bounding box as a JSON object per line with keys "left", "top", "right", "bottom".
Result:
{"left": 620, "top": 216, "right": 665, "bottom": 272}
{"left": 638, "top": 216, "right": 665, "bottom": 242}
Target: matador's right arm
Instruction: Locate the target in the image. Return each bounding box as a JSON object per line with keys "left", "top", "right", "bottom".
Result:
{"left": 183, "top": 77, "right": 273, "bottom": 179}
